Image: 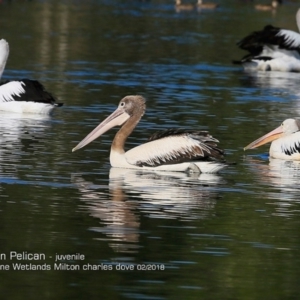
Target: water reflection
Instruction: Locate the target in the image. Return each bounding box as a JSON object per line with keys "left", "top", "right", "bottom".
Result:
{"left": 0, "top": 112, "right": 50, "bottom": 177}
{"left": 238, "top": 71, "right": 300, "bottom": 120}
{"left": 245, "top": 156, "right": 300, "bottom": 217}
{"left": 242, "top": 71, "right": 300, "bottom": 93}
{"left": 73, "top": 168, "right": 223, "bottom": 253}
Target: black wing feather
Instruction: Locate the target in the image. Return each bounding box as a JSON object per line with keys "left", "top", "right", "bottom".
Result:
{"left": 0, "top": 79, "right": 63, "bottom": 106}
{"left": 237, "top": 25, "right": 300, "bottom": 55}
{"left": 140, "top": 128, "right": 225, "bottom": 167}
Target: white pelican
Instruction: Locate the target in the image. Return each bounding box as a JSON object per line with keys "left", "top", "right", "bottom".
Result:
{"left": 234, "top": 8, "right": 300, "bottom": 72}
{"left": 244, "top": 118, "right": 300, "bottom": 160}
{"left": 0, "top": 39, "right": 63, "bottom": 114}
{"left": 72, "top": 95, "right": 227, "bottom": 173}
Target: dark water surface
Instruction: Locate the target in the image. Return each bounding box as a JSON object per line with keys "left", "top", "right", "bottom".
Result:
{"left": 1, "top": 0, "right": 300, "bottom": 299}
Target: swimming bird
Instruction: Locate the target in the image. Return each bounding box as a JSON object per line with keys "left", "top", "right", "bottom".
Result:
{"left": 234, "top": 8, "right": 300, "bottom": 72}
{"left": 196, "top": 0, "right": 219, "bottom": 9}
{"left": 244, "top": 118, "right": 300, "bottom": 160}
{"left": 72, "top": 95, "right": 226, "bottom": 173}
{"left": 175, "top": 0, "right": 194, "bottom": 11}
{"left": 0, "top": 39, "right": 63, "bottom": 114}
{"left": 255, "top": 0, "right": 281, "bottom": 11}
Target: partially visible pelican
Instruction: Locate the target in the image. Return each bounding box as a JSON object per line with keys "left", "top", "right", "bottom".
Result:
{"left": 196, "top": 0, "right": 219, "bottom": 9}
{"left": 234, "top": 8, "right": 300, "bottom": 72}
{"left": 0, "top": 39, "right": 63, "bottom": 114}
{"left": 73, "top": 95, "right": 227, "bottom": 173}
{"left": 255, "top": 0, "right": 281, "bottom": 11}
{"left": 244, "top": 118, "right": 300, "bottom": 160}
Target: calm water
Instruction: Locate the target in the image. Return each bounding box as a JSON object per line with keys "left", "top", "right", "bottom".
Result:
{"left": 1, "top": 0, "right": 300, "bottom": 299}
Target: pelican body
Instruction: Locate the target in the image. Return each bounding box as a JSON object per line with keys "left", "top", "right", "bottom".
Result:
{"left": 234, "top": 8, "right": 300, "bottom": 72}
{"left": 244, "top": 119, "right": 300, "bottom": 160}
{"left": 0, "top": 39, "right": 63, "bottom": 114}
{"left": 73, "top": 95, "right": 226, "bottom": 173}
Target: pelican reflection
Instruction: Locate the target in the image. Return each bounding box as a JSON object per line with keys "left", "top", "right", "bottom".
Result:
{"left": 0, "top": 112, "right": 51, "bottom": 177}
{"left": 245, "top": 156, "right": 300, "bottom": 217}
{"left": 72, "top": 168, "right": 223, "bottom": 253}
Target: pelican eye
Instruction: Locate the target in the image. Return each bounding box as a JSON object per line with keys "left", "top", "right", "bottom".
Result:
{"left": 120, "top": 102, "right": 125, "bottom": 107}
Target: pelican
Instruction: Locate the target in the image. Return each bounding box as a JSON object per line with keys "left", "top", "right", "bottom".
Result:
{"left": 234, "top": 8, "right": 300, "bottom": 72}
{"left": 0, "top": 39, "right": 63, "bottom": 114}
{"left": 196, "top": 0, "right": 218, "bottom": 9}
{"left": 244, "top": 118, "right": 300, "bottom": 160}
{"left": 72, "top": 95, "right": 227, "bottom": 173}
{"left": 255, "top": 0, "right": 281, "bottom": 11}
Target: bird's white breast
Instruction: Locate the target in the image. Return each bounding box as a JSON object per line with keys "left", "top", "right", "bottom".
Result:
{"left": 270, "top": 133, "right": 300, "bottom": 160}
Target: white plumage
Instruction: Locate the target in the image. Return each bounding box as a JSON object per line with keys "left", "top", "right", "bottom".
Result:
{"left": 270, "top": 132, "right": 300, "bottom": 160}
{"left": 0, "top": 39, "right": 63, "bottom": 114}
{"left": 0, "top": 39, "right": 9, "bottom": 79}
{"left": 126, "top": 135, "right": 216, "bottom": 165}
{"left": 0, "top": 81, "right": 25, "bottom": 102}
{"left": 235, "top": 9, "right": 300, "bottom": 72}
{"left": 278, "top": 29, "right": 300, "bottom": 49}
{"left": 110, "top": 134, "right": 225, "bottom": 173}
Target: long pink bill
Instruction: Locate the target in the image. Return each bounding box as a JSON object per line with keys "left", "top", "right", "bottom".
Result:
{"left": 244, "top": 125, "right": 283, "bottom": 150}
{"left": 72, "top": 108, "right": 130, "bottom": 152}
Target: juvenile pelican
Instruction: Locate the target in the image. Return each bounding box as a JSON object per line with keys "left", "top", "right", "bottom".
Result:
{"left": 73, "top": 95, "right": 226, "bottom": 173}
{"left": 0, "top": 39, "right": 63, "bottom": 114}
{"left": 234, "top": 8, "right": 300, "bottom": 72}
{"left": 244, "top": 118, "right": 300, "bottom": 160}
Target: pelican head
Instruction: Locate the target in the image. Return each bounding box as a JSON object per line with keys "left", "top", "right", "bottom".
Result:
{"left": 72, "top": 95, "right": 146, "bottom": 152}
{"left": 244, "top": 118, "right": 300, "bottom": 150}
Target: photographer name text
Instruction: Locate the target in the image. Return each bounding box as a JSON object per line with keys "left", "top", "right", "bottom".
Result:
{"left": 0, "top": 252, "right": 165, "bottom": 271}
